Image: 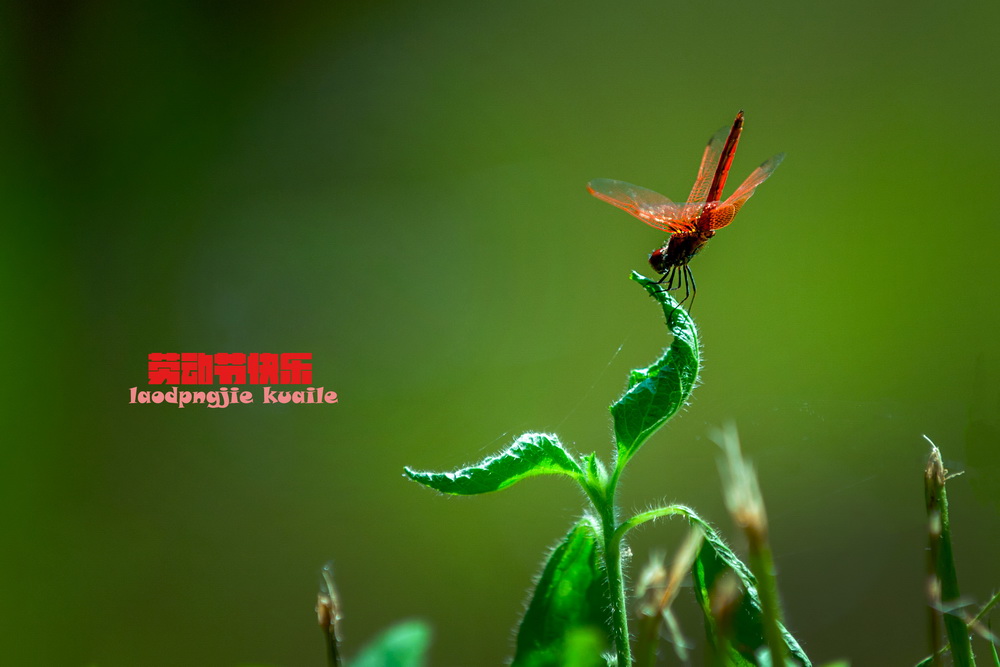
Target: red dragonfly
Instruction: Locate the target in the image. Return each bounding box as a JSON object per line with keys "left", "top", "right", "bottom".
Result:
{"left": 587, "top": 111, "right": 784, "bottom": 305}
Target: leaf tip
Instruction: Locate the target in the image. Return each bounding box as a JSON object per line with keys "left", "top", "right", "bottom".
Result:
{"left": 629, "top": 270, "right": 649, "bottom": 284}
{"left": 402, "top": 467, "right": 425, "bottom": 483}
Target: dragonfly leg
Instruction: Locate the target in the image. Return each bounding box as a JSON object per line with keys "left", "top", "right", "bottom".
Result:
{"left": 683, "top": 264, "right": 697, "bottom": 314}
{"left": 666, "top": 265, "right": 681, "bottom": 292}
{"left": 654, "top": 266, "right": 678, "bottom": 293}
{"left": 663, "top": 265, "right": 697, "bottom": 324}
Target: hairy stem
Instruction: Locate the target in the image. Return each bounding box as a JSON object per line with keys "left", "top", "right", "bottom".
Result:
{"left": 604, "top": 525, "right": 631, "bottom": 667}
{"left": 591, "top": 463, "right": 631, "bottom": 666}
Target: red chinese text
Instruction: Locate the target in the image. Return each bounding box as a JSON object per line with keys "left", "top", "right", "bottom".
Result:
{"left": 148, "top": 353, "right": 313, "bottom": 385}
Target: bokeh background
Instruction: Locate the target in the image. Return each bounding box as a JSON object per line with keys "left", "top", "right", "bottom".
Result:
{"left": 4, "top": 1, "right": 1000, "bottom": 665}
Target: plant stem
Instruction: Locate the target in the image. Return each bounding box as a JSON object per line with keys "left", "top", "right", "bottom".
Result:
{"left": 326, "top": 628, "right": 341, "bottom": 667}
{"left": 601, "top": 503, "right": 631, "bottom": 667}
{"left": 606, "top": 537, "right": 631, "bottom": 665}
{"left": 925, "top": 441, "right": 975, "bottom": 667}
{"left": 588, "top": 461, "right": 632, "bottom": 667}
{"left": 916, "top": 588, "right": 1000, "bottom": 666}
{"left": 969, "top": 589, "right": 1000, "bottom": 628}
{"left": 598, "top": 502, "right": 705, "bottom": 667}
{"left": 613, "top": 505, "right": 692, "bottom": 544}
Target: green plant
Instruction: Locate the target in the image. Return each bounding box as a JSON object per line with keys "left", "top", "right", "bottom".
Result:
{"left": 917, "top": 439, "right": 1000, "bottom": 667}
{"left": 403, "top": 273, "right": 811, "bottom": 666}
{"left": 314, "top": 275, "right": 998, "bottom": 667}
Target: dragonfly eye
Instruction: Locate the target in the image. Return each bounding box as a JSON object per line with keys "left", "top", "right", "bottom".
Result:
{"left": 648, "top": 247, "right": 670, "bottom": 274}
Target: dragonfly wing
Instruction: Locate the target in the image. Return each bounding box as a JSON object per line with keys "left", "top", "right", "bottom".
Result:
{"left": 587, "top": 178, "right": 697, "bottom": 233}
{"left": 685, "top": 122, "right": 730, "bottom": 205}
{"left": 706, "top": 152, "right": 785, "bottom": 230}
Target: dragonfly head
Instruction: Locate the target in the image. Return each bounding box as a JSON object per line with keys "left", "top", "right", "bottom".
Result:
{"left": 648, "top": 246, "right": 672, "bottom": 275}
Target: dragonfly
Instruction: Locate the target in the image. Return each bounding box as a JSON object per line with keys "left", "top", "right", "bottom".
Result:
{"left": 587, "top": 111, "right": 784, "bottom": 307}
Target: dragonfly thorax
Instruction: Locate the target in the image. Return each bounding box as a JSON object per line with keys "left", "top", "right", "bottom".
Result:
{"left": 649, "top": 231, "right": 714, "bottom": 274}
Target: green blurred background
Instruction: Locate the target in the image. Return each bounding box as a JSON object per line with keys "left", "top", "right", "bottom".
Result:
{"left": 4, "top": 0, "right": 1000, "bottom": 664}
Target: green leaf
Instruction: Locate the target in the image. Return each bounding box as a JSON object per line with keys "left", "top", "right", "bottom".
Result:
{"left": 350, "top": 620, "right": 431, "bottom": 667}
{"left": 683, "top": 510, "right": 811, "bottom": 667}
{"left": 610, "top": 273, "right": 700, "bottom": 465}
{"left": 581, "top": 452, "right": 606, "bottom": 488}
{"left": 404, "top": 432, "right": 583, "bottom": 495}
{"left": 512, "top": 519, "right": 612, "bottom": 666}
{"left": 560, "top": 628, "right": 616, "bottom": 667}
